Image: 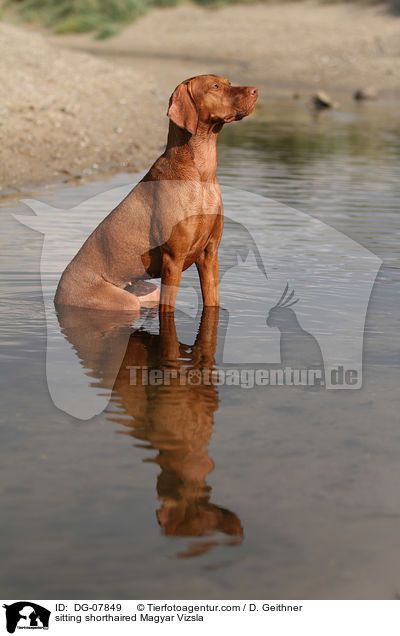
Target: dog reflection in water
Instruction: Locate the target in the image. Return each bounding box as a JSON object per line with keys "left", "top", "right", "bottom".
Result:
{"left": 56, "top": 306, "right": 243, "bottom": 558}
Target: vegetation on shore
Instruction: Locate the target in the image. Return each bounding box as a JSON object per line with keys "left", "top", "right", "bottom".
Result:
{"left": 3, "top": 0, "right": 399, "bottom": 39}
{"left": 5, "top": 0, "right": 178, "bottom": 38}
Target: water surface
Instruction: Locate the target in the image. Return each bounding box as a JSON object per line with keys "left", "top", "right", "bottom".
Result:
{"left": 1, "top": 97, "right": 399, "bottom": 599}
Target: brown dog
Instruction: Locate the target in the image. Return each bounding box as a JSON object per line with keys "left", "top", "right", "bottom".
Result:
{"left": 55, "top": 75, "right": 258, "bottom": 313}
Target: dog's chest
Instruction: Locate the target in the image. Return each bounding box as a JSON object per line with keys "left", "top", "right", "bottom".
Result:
{"left": 200, "top": 181, "right": 222, "bottom": 215}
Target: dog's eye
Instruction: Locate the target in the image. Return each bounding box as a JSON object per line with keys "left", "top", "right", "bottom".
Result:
{"left": 212, "top": 83, "right": 219, "bottom": 89}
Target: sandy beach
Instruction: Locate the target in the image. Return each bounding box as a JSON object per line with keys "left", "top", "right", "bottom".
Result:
{"left": 1, "top": 2, "right": 399, "bottom": 194}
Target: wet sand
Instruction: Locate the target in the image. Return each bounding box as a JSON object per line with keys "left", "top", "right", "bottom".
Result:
{"left": 1, "top": 2, "right": 399, "bottom": 194}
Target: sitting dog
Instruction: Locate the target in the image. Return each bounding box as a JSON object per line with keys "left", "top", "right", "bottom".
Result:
{"left": 55, "top": 75, "right": 258, "bottom": 313}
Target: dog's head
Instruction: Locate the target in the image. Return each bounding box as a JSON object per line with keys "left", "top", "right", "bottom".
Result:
{"left": 167, "top": 74, "right": 258, "bottom": 135}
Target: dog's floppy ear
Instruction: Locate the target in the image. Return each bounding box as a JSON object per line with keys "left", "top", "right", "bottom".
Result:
{"left": 167, "top": 81, "right": 198, "bottom": 135}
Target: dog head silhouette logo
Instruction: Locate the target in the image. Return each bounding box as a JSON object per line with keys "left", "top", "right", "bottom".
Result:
{"left": 3, "top": 602, "right": 51, "bottom": 634}
{"left": 14, "top": 179, "right": 381, "bottom": 417}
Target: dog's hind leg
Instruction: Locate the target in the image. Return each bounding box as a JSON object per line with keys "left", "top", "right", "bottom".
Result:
{"left": 55, "top": 275, "right": 141, "bottom": 311}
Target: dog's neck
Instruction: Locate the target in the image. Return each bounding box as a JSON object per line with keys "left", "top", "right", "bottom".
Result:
{"left": 165, "top": 121, "right": 220, "bottom": 182}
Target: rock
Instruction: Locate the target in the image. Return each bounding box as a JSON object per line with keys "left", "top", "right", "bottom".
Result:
{"left": 311, "top": 90, "right": 333, "bottom": 109}
{"left": 353, "top": 87, "right": 377, "bottom": 101}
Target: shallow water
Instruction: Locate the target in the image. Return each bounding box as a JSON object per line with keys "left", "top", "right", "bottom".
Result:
{"left": 1, "top": 97, "right": 399, "bottom": 599}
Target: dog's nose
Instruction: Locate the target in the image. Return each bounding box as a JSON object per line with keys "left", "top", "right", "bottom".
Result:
{"left": 247, "top": 87, "right": 258, "bottom": 98}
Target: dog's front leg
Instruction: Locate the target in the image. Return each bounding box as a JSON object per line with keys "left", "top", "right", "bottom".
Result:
{"left": 160, "top": 253, "right": 184, "bottom": 313}
{"left": 196, "top": 245, "right": 220, "bottom": 307}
